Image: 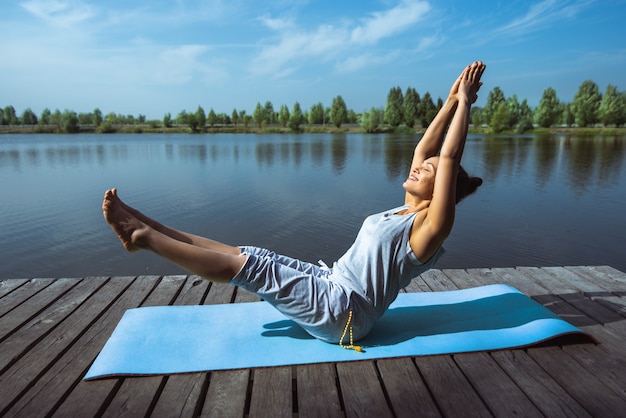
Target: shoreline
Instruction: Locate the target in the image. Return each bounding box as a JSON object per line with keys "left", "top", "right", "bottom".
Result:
{"left": 1, "top": 124, "right": 625, "bottom": 136}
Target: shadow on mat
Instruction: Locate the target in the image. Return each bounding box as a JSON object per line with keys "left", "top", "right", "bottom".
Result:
{"left": 261, "top": 292, "right": 596, "bottom": 346}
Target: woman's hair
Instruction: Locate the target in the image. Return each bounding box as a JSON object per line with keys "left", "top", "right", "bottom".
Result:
{"left": 456, "top": 165, "right": 483, "bottom": 204}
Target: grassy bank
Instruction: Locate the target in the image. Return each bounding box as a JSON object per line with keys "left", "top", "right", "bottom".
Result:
{"left": 1, "top": 124, "right": 625, "bottom": 136}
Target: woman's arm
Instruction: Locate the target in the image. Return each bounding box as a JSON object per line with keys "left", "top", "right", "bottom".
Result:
{"left": 410, "top": 62, "right": 485, "bottom": 260}
{"left": 410, "top": 69, "right": 465, "bottom": 164}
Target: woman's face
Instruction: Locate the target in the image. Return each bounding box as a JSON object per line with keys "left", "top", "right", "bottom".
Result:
{"left": 403, "top": 156, "right": 439, "bottom": 198}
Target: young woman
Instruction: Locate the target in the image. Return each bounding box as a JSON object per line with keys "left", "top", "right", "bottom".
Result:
{"left": 103, "top": 61, "right": 485, "bottom": 345}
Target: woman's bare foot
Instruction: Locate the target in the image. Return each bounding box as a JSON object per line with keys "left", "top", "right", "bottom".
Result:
{"left": 102, "top": 189, "right": 148, "bottom": 252}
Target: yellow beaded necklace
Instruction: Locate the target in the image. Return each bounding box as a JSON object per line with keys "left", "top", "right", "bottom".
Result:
{"left": 339, "top": 310, "right": 364, "bottom": 352}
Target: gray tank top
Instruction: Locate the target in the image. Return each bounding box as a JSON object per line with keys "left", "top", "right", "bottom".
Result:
{"left": 332, "top": 205, "right": 444, "bottom": 317}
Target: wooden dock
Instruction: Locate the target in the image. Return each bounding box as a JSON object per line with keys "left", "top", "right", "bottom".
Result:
{"left": 1, "top": 266, "right": 625, "bottom": 417}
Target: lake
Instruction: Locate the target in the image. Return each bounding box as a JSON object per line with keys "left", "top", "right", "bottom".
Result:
{"left": 1, "top": 132, "right": 625, "bottom": 279}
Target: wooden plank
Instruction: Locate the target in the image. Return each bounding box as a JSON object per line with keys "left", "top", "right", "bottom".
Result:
{"left": 489, "top": 267, "right": 626, "bottom": 402}
{"left": 5, "top": 276, "right": 158, "bottom": 417}
{"left": 404, "top": 274, "right": 431, "bottom": 293}
{"left": 0, "top": 277, "right": 106, "bottom": 373}
{"left": 454, "top": 352, "right": 543, "bottom": 417}
{"left": 415, "top": 355, "right": 491, "bottom": 417}
{"left": 0, "top": 278, "right": 78, "bottom": 341}
{"left": 586, "top": 265, "right": 626, "bottom": 285}
{"left": 546, "top": 266, "right": 623, "bottom": 296}
{"left": 0, "top": 278, "right": 54, "bottom": 317}
{"left": 442, "top": 268, "right": 486, "bottom": 289}
{"left": 527, "top": 346, "right": 626, "bottom": 416}
{"left": 490, "top": 350, "right": 591, "bottom": 418}
{"left": 0, "top": 278, "right": 29, "bottom": 299}
{"left": 234, "top": 286, "right": 261, "bottom": 303}
{"left": 419, "top": 269, "right": 457, "bottom": 291}
{"left": 517, "top": 266, "right": 573, "bottom": 295}
{"left": 376, "top": 357, "right": 440, "bottom": 417}
{"left": 561, "top": 343, "right": 626, "bottom": 398}
{"left": 146, "top": 276, "right": 210, "bottom": 417}
{"left": 248, "top": 367, "right": 292, "bottom": 418}
{"left": 58, "top": 275, "right": 188, "bottom": 418}
{"left": 200, "top": 369, "right": 249, "bottom": 417}
{"left": 155, "top": 280, "right": 237, "bottom": 417}
{"left": 490, "top": 267, "right": 552, "bottom": 296}
{"left": 0, "top": 276, "right": 132, "bottom": 416}
{"left": 336, "top": 360, "right": 392, "bottom": 418}
{"left": 565, "top": 266, "right": 626, "bottom": 312}
{"left": 296, "top": 363, "right": 343, "bottom": 418}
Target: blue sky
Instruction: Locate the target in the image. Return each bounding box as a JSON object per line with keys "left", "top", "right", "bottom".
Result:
{"left": 1, "top": 0, "right": 625, "bottom": 119}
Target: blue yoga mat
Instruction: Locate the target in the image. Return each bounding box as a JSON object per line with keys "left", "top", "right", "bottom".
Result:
{"left": 84, "top": 284, "right": 590, "bottom": 380}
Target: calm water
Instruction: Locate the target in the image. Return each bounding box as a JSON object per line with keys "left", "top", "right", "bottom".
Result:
{"left": 1, "top": 132, "right": 625, "bottom": 279}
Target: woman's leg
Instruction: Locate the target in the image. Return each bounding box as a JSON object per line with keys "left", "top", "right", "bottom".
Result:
{"left": 108, "top": 189, "right": 240, "bottom": 255}
{"left": 103, "top": 190, "right": 245, "bottom": 282}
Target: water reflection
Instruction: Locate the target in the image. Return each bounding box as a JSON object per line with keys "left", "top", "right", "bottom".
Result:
{"left": 562, "top": 136, "right": 624, "bottom": 194}
{"left": 1, "top": 134, "right": 625, "bottom": 193}
{"left": 330, "top": 134, "right": 347, "bottom": 174}
{"left": 1, "top": 132, "right": 625, "bottom": 278}
{"left": 533, "top": 135, "right": 559, "bottom": 188}
{"left": 384, "top": 134, "right": 414, "bottom": 179}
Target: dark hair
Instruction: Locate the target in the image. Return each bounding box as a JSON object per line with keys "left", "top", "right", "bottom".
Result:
{"left": 456, "top": 165, "right": 483, "bottom": 204}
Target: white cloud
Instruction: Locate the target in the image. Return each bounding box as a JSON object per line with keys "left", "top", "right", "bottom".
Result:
{"left": 20, "top": 0, "right": 97, "bottom": 27}
{"left": 495, "top": 0, "right": 591, "bottom": 37}
{"left": 335, "top": 50, "right": 400, "bottom": 74}
{"left": 415, "top": 34, "right": 443, "bottom": 53}
{"left": 252, "top": 0, "right": 432, "bottom": 77}
{"left": 350, "top": 0, "right": 430, "bottom": 45}
{"left": 258, "top": 14, "right": 294, "bottom": 31}
{"left": 251, "top": 24, "right": 348, "bottom": 76}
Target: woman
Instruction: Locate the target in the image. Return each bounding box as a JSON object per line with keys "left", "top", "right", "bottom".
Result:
{"left": 103, "top": 61, "right": 485, "bottom": 346}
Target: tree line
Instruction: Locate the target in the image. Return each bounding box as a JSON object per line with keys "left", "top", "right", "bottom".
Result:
{"left": 1, "top": 79, "right": 624, "bottom": 134}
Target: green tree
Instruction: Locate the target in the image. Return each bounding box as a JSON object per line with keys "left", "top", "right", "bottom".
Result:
{"left": 490, "top": 102, "right": 510, "bottom": 133}
{"left": 419, "top": 92, "right": 436, "bottom": 127}
{"left": 517, "top": 99, "right": 534, "bottom": 133}
{"left": 243, "top": 114, "right": 253, "bottom": 128}
{"left": 572, "top": 80, "right": 601, "bottom": 127}
{"left": 163, "top": 113, "right": 172, "bottom": 128}
{"left": 207, "top": 108, "right": 217, "bottom": 127}
{"left": 195, "top": 106, "right": 206, "bottom": 133}
{"left": 361, "top": 107, "right": 384, "bottom": 133}
{"left": 264, "top": 101, "right": 275, "bottom": 124}
{"left": 330, "top": 95, "right": 348, "bottom": 128}
{"left": 77, "top": 112, "right": 92, "bottom": 125}
{"left": 231, "top": 108, "right": 239, "bottom": 127}
{"left": 105, "top": 112, "right": 120, "bottom": 124}
{"left": 50, "top": 109, "right": 62, "bottom": 126}
{"left": 471, "top": 107, "right": 483, "bottom": 127}
{"left": 598, "top": 84, "right": 626, "bottom": 127}
{"left": 403, "top": 87, "right": 420, "bottom": 128}
{"left": 278, "top": 105, "right": 290, "bottom": 127}
{"left": 519, "top": 99, "right": 533, "bottom": 121}
{"left": 309, "top": 102, "right": 325, "bottom": 124}
{"left": 385, "top": 86, "right": 404, "bottom": 127}
{"left": 3, "top": 106, "right": 17, "bottom": 125}
{"left": 61, "top": 110, "right": 79, "bottom": 133}
{"left": 253, "top": 102, "right": 265, "bottom": 127}
{"left": 562, "top": 103, "right": 575, "bottom": 127}
{"left": 40, "top": 108, "right": 51, "bottom": 125}
{"left": 534, "top": 87, "right": 562, "bottom": 128}
{"left": 21, "top": 108, "right": 38, "bottom": 125}
{"left": 506, "top": 95, "right": 521, "bottom": 129}
{"left": 93, "top": 108, "right": 103, "bottom": 127}
{"left": 483, "top": 87, "right": 506, "bottom": 127}
{"left": 288, "top": 102, "right": 303, "bottom": 131}
{"left": 239, "top": 110, "right": 249, "bottom": 128}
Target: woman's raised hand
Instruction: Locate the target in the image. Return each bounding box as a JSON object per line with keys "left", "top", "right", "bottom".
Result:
{"left": 457, "top": 61, "right": 486, "bottom": 104}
